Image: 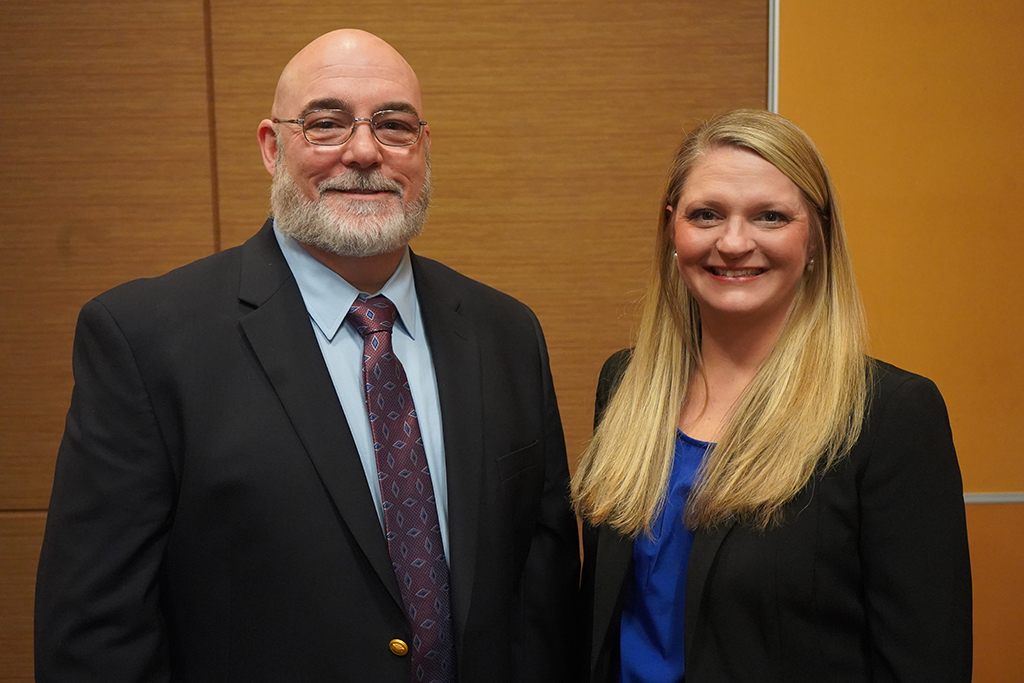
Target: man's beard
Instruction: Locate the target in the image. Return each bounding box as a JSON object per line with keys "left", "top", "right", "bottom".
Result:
{"left": 270, "top": 150, "right": 431, "bottom": 258}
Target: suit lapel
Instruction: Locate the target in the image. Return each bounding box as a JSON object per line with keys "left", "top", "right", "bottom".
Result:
{"left": 590, "top": 525, "right": 634, "bottom": 674}
{"left": 684, "top": 519, "right": 735, "bottom": 658}
{"left": 411, "top": 254, "right": 483, "bottom": 639}
{"left": 236, "top": 221, "right": 401, "bottom": 608}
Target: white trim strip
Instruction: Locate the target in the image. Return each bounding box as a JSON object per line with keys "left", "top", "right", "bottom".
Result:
{"left": 964, "top": 492, "right": 1024, "bottom": 504}
{"left": 768, "top": 0, "right": 780, "bottom": 113}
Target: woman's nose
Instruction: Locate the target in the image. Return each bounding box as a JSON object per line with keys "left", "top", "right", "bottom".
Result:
{"left": 715, "top": 218, "right": 755, "bottom": 257}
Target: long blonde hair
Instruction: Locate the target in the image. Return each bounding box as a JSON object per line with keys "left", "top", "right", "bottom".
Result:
{"left": 572, "top": 110, "right": 869, "bottom": 534}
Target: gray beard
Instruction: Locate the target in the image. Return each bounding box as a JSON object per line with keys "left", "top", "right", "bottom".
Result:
{"left": 270, "top": 155, "right": 431, "bottom": 258}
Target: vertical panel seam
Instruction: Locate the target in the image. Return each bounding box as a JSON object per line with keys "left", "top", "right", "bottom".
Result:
{"left": 203, "top": 0, "right": 222, "bottom": 253}
{"left": 768, "top": 0, "right": 780, "bottom": 113}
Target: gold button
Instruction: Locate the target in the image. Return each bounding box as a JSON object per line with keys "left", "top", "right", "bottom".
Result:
{"left": 389, "top": 639, "right": 409, "bottom": 656}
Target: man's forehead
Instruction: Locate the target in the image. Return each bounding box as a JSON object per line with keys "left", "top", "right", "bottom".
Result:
{"left": 277, "top": 47, "right": 422, "bottom": 115}
{"left": 287, "top": 75, "right": 421, "bottom": 117}
{"left": 296, "top": 95, "right": 420, "bottom": 117}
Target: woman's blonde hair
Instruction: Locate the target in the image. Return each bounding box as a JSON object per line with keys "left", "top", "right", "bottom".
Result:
{"left": 572, "top": 109, "right": 869, "bottom": 534}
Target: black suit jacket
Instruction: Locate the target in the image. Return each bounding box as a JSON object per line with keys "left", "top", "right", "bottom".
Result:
{"left": 581, "top": 350, "right": 972, "bottom": 683}
{"left": 35, "top": 220, "right": 580, "bottom": 683}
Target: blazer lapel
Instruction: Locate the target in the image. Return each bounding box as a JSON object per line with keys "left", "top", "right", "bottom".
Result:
{"left": 684, "top": 520, "right": 735, "bottom": 658}
{"left": 590, "top": 525, "right": 633, "bottom": 674}
{"left": 411, "top": 254, "right": 484, "bottom": 640}
{"left": 236, "top": 221, "right": 401, "bottom": 608}
{"left": 589, "top": 518, "right": 734, "bottom": 675}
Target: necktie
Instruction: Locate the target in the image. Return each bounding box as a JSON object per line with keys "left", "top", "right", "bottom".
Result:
{"left": 348, "top": 295, "right": 456, "bottom": 683}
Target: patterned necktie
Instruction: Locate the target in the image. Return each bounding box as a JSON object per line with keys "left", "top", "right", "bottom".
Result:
{"left": 348, "top": 295, "right": 456, "bottom": 683}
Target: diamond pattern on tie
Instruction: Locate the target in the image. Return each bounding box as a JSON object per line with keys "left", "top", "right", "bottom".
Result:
{"left": 349, "top": 295, "right": 456, "bottom": 683}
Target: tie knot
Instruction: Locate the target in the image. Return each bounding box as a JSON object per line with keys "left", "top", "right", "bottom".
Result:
{"left": 348, "top": 295, "right": 398, "bottom": 336}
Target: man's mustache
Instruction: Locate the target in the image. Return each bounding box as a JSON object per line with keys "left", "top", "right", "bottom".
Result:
{"left": 317, "top": 171, "right": 403, "bottom": 197}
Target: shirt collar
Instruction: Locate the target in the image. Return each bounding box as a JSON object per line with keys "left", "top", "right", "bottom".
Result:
{"left": 273, "top": 224, "right": 419, "bottom": 342}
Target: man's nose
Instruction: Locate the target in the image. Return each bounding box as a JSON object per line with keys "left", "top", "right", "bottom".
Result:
{"left": 339, "top": 120, "right": 384, "bottom": 168}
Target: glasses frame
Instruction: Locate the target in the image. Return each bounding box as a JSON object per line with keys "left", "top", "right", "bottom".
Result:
{"left": 272, "top": 109, "right": 428, "bottom": 147}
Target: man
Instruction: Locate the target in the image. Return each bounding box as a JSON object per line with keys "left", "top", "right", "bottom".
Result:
{"left": 35, "top": 29, "right": 579, "bottom": 683}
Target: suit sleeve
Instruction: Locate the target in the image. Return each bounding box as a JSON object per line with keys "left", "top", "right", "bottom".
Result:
{"left": 517, "top": 311, "right": 582, "bottom": 683}
{"left": 35, "top": 298, "right": 175, "bottom": 682}
{"left": 859, "top": 373, "right": 972, "bottom": 682}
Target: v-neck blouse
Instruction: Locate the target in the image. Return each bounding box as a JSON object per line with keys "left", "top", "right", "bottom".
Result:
{"left": 619, "top": 430, "right": 712, "bottom": 683}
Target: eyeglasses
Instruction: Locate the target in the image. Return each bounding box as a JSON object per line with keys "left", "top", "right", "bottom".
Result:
{"left": 272, "top": 109, "right": 427, "bottom": 147}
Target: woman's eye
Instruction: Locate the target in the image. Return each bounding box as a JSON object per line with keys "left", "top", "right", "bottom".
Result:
{"left": 688, "top": 209, "right": 718, "bottom": 223}
{"left": 761, "top": 211, "right": 789, "bottom": 224}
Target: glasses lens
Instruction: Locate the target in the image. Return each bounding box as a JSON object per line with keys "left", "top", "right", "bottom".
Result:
{"left": 302, "top": 110, "right": 354, "bottom": 145}
{"left": 372, "top": 111, "right": 422, "bottom": 146}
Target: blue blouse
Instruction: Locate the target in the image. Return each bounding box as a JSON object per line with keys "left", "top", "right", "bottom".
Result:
{"left": 619, "top": 431, "right": 711, "bottom": 683}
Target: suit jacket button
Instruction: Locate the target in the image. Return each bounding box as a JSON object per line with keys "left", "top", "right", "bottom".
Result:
{"left": 389, "top": 639, "right": 409, "bottom": 656}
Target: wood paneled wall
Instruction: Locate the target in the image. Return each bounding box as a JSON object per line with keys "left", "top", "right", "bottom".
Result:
{"left": 2, "top": 3, "right": 215, "bottom": 679}
{"left": 0, "top": 1, "right": 767, "bottom": 679}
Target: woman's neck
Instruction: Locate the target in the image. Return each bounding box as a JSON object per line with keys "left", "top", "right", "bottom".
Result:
{"left": 679, "top": 311, "right": 787, "bottom": 442}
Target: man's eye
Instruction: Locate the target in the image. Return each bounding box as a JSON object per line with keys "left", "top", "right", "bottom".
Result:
{"left": 308, "top": 118, "right": 344, "bottom": 130}
{"left": 377, "top": 118, "right": 416, "bottom": 132}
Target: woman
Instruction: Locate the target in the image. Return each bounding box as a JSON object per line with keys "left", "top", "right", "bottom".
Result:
{"left": 573, "top": 110, "right": 972, "bottom": 683}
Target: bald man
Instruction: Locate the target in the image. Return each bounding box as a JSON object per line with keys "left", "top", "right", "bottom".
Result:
{"left": 35, "top": 30, "right": 579, "bottom": 683}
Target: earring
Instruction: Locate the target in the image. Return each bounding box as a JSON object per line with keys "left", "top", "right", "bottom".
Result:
{"left": 806, "top": 258, "right": 815, "bottom": 271}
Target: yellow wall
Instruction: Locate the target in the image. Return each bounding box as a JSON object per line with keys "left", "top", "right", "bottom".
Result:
{"left": 779, "top": 0, "right": 1024, "bottom": 492}
{"left": 779, "top": 1, "right": 1024, "bottom": 679}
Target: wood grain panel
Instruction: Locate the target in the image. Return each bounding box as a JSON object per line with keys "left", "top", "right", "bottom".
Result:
{"left": 3, "top": 2, "right": 767, "bottom": 679}
{"left": 209, "top": 0, "right": 768, "bottom": 466}
{"left": 0, "top": 0, "right": 215, "bottom": 510}
{"left": 967, "top": 504, "right": 1024, "bottom": 682}
{"left": 0, "top": 513, "right": 46, "bottom": 683}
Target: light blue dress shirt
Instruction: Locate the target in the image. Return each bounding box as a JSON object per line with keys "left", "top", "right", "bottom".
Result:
{"left": 274, "top": 227, "right": 450, "bottom": 562}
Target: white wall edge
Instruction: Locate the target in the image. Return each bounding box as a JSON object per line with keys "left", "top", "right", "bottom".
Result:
{"left": 768, "top": 0, "right": 780, "bottom": 113}
{"left": 964, "top": 492, "right": 1024, "bottom": 504}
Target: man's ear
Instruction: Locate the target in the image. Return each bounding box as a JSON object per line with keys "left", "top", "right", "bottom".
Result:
{"left": 257, "top": 120, "right": 278, "bottom": 176}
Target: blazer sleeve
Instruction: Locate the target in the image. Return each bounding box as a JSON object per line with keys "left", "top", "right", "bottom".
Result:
{"left": 35, "top": 297, "right": 175, "bottom": 682}
{"left": 594, "top": 348, "right": 632, "bottom": 429}
{"left": 579, "top": 348, "right": 634, "bottom": 683}
{"left": 859, "top": 371, "right": 972, "bottom": 682}
{"left": 517, "top": 310, "right": 583, "bottom": 683}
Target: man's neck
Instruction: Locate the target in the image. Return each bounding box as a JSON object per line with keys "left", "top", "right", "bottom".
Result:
{"left": 299, "top": 242, "right": 406, "bottom": 293}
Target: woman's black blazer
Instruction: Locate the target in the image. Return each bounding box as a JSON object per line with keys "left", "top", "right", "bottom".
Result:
{"left": 581, "top": 351, "right": 972, "bottom": 683}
